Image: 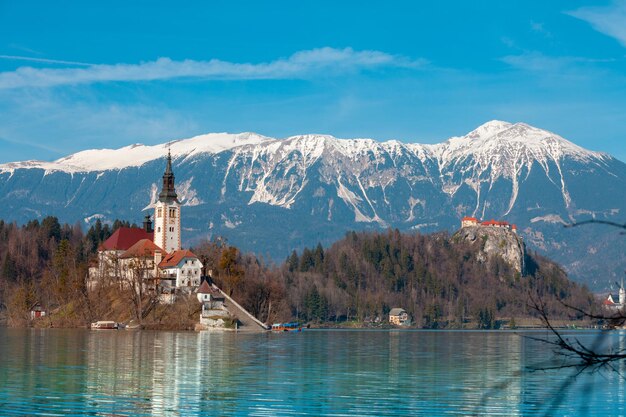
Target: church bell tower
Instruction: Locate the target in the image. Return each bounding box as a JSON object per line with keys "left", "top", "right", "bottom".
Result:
{"left": 153, "top": 150, "right": 181, "bottom": 253}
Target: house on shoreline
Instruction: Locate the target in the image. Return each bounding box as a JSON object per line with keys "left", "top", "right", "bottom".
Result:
{"left": 389, "top": 308, "right": 410, "bottom": 326}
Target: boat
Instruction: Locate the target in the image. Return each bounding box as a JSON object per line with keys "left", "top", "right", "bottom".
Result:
{"left": 271, "top": 322, "right": 303, "bottom": 332}
{"left": 91, "top": 321, "right": 119, "bottom": 329}
{"left": 124, "top": 321, "right": 142, "bottom": 330}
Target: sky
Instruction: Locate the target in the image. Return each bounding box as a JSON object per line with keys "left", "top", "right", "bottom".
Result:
{"left": 1, "top": 1, "right": 626, "bottom": 163}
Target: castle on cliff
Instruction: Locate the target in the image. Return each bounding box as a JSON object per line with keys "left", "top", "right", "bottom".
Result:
{"left": 461, "top": 216, "right": 517, "bottom": 233}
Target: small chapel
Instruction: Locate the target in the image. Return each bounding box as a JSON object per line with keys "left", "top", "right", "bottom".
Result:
{"left": 88, "top": 151, "right": 203, "bottom": 300}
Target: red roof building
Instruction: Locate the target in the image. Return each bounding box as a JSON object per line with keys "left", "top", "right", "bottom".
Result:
{"left": 120, "top": 239, "right": 163, "bottom": 259}
{"left": 461, "top": 215, "right": 519, "bottom": 233}
{"left": 603, "top": 298, "right": 616, "bottom": 306}
{"left": 159, "top": 250, "right": 199, "bottom": 268}
{"left": 99, "top": 227, "right": 154, "bottom": 252}
{"left": 461, "top": 216, "right": 480, "bottom": 227}
{"left": 159, "top": 250, "right": 203, "bottom": 288}
{"left": 481, "top": 219, "right": 510, "bottom": 228}
{"left": 197, "top": 280, "right": 211, "bottom": 294}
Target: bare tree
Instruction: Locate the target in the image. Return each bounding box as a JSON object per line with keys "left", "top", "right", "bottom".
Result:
{"left": 122, "top": 251, "right": 158, "bottom": 324}
{"left": 531, "top": 219, "right": 626, "bottom": 373}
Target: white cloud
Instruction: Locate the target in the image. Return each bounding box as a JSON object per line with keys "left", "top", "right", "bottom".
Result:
{"left": 0, "top": 55, "right": 93, "bottom": 66}
{"left": 500, "top": 52, "right": 613, "bottom": 73}
{"left": 567, "top": 1, "right": 626, "bottom": 47}
{"left": 0, "top": 47, "right": 426, "bottom": 89}
{"left": 500, "top": 52, "right": 575, "bottom": 72}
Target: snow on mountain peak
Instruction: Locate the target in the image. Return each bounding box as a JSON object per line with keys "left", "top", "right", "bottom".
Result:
{"left": 436, "top": 121, "right": 602, "bottom": 167}
{"left": 467, "top": 120, "right": 513, "bottom": 140}
{"left": 2, "top": 132, "right": 273, "bottom": 173}
{"left": 0, "top": 121, "right": 608, "bottom": 175}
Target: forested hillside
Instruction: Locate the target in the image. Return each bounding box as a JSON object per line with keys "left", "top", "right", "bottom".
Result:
{"left": 0, "top": 218, "right": 595, "bottom": 329}
{"left": 199, "top": 229, "right": 595, "bottom": 328}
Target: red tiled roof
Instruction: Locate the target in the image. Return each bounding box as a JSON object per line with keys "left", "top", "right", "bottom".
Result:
{"left": 120, "top": 239, "right": 163, "bottom": 259}
{"left": 481, "top": 219, "right": 510, "bottom": 226}
{"left": 462, "top": 216, "right": 478, "bottom": 222}
{"left": 603, "top": 298, "right": 615, "bottom": 306}
{"left": 197, "top": 280, "right": 211, "bottom": 294}
{"left": 158, "top": 250, "right": 199, "bottom": 268}
{"left": 99, "top": 227, "right": 153, "bottom": 251}
{"left": 197, "top": 280, "right": 223, "bottom": 297}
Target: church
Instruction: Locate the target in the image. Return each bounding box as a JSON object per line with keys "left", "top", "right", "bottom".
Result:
{"left": 88, "top": 151, "right": 203, "bottom": 299}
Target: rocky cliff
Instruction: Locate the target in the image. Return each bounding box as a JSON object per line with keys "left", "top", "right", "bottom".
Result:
{"left": 453, "top": 226, "right": 526, "bottom": 274}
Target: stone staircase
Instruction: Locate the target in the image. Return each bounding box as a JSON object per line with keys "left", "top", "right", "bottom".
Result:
{"left": 213, "top": 284, "right": 270, "bottom": 332}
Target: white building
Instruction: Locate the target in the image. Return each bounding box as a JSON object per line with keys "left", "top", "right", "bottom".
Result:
{"left": 461, "top": 216, "right": 479, "bottom": 227}
{"left": 159, "top": 249, "right": 203, "bottom": 289}
{"left": 88, "top": 226, "right": 154, "bottom": 288}
{"left": 119, "top": 238, "right": 164, "bottom": 284}
{"left": 89, "top": 151, "right": 207, "bottom": 298}
{"left": 604, "top": 279, "right": 626, "bottom": 311}
{"left": 389, "top": 308, "right": 410, "bottom": 326}
{"left": 153, "top": 150, "right": 181, "bottom": 254}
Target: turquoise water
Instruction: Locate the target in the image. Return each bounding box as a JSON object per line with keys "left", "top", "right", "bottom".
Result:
{"left": 0, "top": 328, "right": 625, "bottom": 416}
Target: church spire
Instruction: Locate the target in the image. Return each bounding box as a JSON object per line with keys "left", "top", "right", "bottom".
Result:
{"left": 158, "top": 149, "right": 178, "bottom": 203}
{"left": 165, "top": 148, "right": 173, "bottom": 174}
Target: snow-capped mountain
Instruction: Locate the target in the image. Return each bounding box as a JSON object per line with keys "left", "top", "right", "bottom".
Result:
{"left": 1, "top": 121, "right": 624, "bottom": 290}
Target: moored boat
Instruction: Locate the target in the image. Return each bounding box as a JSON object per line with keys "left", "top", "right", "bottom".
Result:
{"left": 91, "top": 321, "right": 119, "bottom": 329}
{"left": 271, "top": 322, "right": 302, "bottom": 332}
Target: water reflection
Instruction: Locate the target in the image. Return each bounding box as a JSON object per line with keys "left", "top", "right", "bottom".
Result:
{"left": 0, "top": 328, "right": 624, "bottom": 416}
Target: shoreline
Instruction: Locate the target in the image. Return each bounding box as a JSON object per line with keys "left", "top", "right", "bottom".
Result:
{"left": 1, "top": 318, "right": 600, "bottom": 332}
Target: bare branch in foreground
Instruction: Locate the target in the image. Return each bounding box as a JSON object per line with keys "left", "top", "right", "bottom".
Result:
{"left": 526, "top": 294, "right": 626, "bottom": 374}
{"left": 564, "top": 219, "right": 626, "bottom": 234}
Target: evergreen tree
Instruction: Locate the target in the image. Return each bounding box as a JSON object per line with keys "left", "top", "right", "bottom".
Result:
{"left": 287, "top": 250, "right": 299, "bottom": 272}
{"left": 1, "top": 254, "right": 17, "bottom": 282}
{"left": 41, "top": 216, "right": 61, "bottom": 241}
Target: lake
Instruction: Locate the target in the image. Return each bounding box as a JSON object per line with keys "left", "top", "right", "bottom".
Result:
{"left": 0, "top": 328, "right": 625, "bottom": 416}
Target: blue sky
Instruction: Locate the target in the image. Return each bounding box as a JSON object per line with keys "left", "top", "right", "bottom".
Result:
{"left": 1, "top": 1, "right": 626, "bottom": 162}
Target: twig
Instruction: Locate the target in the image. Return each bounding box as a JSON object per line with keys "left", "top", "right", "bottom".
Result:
{"left": 564, "top": 219, "right": 626, "bottom": 234}
{"left": 527, "top": 294, "right": 626, "bottom": 372}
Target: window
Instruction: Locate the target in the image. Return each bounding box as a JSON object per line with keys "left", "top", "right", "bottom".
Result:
{"left": 169, "top": 208, "right": 176, "bottom": 218}
{"left": 157, "top": 227, "right": 161, "bottom": 232}
{"left": 157, "top": 208, "right": 162, "bottom": 218}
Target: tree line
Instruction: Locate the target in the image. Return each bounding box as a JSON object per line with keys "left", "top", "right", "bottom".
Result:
{"left": 0, "top": 217, "right": 596, "bottom": 329}
{"left": 0, "top": 217, "right": 133, "bottom": 326}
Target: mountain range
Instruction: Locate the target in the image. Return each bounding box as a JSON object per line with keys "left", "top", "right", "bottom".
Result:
{"left": 1, "top": 121, "right": 624, "bottom": 291}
